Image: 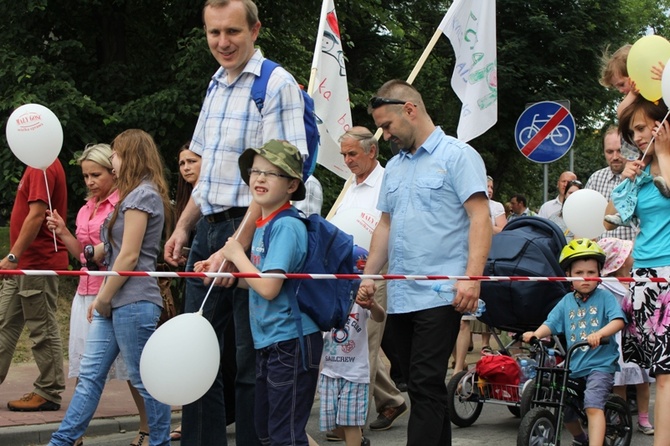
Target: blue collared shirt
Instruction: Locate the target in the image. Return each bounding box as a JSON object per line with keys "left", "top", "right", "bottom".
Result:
{"left": 190, "top": 49, "right": 308, "bottom": 216}
{"left": 378, "top": 127, "right": 487, "bottom": 313}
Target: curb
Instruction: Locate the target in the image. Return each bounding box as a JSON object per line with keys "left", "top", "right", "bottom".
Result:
{"left": 0, "top": 413, "right": 182, "bottom": 446}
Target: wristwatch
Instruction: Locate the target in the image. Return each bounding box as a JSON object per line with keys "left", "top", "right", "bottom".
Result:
{"left": 7, "top": 253, "right": 18, "bottom": 263}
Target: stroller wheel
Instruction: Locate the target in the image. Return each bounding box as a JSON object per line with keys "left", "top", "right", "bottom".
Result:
{"left": 517, "top": 407, "right": 555, "bottom": 446}
{"left": 447, "top": 370, "right": 483, "bottom": 427}
{"left": 604, "top": 394, "right": 632, "bottom": 446}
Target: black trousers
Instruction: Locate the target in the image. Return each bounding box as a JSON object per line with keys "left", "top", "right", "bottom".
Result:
{"left": 386, "top": 305, "right": 462, "bottom": 446}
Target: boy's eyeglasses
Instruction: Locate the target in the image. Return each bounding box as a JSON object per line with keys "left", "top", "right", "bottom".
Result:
{"left": 369, "top": 97, "right": 407, "bottom": 109}
{"left": 248, "top": 168, "right": 291, "bottom": 180}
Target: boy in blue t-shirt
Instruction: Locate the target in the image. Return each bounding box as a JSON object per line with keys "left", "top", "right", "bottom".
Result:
{"left": 523, "top": 238, "right": 625, "bottom": 446}
{"left": 210, "top": 139, "right": 321, "bottom": 446}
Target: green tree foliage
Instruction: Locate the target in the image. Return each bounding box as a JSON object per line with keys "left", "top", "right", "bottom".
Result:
{"left": 1, "top": 0, "right": 668, "bottom": 221}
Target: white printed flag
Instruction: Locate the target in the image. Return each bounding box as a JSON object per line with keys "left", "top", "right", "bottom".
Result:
{"left": 309, "top": 0, "right": 352, "bottom": 179}
{"left": 439, "top": 0, "right": 497, "bottom": 142}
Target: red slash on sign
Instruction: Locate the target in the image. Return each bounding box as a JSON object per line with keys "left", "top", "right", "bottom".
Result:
{"left": 520, "top": 106, "right": 570, "bottom": 157}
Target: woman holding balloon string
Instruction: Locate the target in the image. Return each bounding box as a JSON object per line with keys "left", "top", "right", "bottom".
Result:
{"left": 46, "top": 143, "right": 151, "bottom": 446}
{"left": 167, "top": 142, "right": 200, "bottom": 442}
{"left": 47, "top": 129, "right": 173, "bottom": 446}
{"left": 604, "top": 94, "right": 670, "bottom": 445}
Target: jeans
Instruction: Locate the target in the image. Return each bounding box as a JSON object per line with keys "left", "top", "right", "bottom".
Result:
{"left": 49, "top": 302, "right": 170, "bottom": 446}
{"left": 255, "top": 332, "right": 323, "bottom": 446}
{"left": 386, "top": 305, "right": 461, "bottom": 446}
{"left": 181, "top": 215, "right": 259, "bottom": 446}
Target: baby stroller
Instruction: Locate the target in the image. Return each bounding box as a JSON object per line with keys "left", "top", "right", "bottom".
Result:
{"left": 447, "top": 330, "right": 566, "bottom": 426}
{"left": 447, "top": 217, "right": 571, "bottom": 426}
{"left": 517, "top": 337, "right": 632, "bottom": 446}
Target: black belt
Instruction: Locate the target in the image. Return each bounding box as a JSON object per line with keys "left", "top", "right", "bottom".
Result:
{"left": 205, "top": 207, "right": 248, "bottom": 223}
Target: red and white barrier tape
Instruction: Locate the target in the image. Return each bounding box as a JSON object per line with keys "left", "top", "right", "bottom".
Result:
{"left": 0, "top": 270, "right": 664, "bottom": 283}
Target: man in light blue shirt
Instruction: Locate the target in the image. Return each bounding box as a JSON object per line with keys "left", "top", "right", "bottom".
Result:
{"left": 359, "top": 80, "right": 492, "bottom": 445}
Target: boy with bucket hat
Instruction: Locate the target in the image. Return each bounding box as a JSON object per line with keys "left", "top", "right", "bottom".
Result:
{"left": 196, "top": 139, "right": 319, "bottom": 445}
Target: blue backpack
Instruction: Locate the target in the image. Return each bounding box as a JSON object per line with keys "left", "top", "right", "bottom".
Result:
{"left": 263, "top": 207, "right": 358, "bottom": 367}
{"left": 251, "top": 60, "right": 320, "bottom": 181}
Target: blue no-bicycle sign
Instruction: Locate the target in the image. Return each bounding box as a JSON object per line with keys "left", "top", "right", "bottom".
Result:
{"left": 514, "top": 101, "right": 576, "bottom": 163}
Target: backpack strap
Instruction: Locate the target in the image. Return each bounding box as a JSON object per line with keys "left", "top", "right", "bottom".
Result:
{"left": 251, "top": 59, "right": 281, "bottom": 113}
{"left": 262, "top": 207, "right": 310, "bottom": 370}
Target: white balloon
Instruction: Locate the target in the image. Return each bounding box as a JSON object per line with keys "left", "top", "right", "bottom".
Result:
{"left": 329, "top": 208, "right": 379, "bottom": 250}
{"left": 140, "top": 313, "right": 220, "bottom": 406}
{"left": 662, "top": 57, "right": 670, "bottom": 108}
{"left": 562, "top": 189, "right": 608, "bottom": 240}
{"left": 5, "top": 104, "right": 63, "bottom": 169}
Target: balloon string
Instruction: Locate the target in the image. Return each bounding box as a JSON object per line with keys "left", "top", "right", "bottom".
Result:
{"left": 43, "top": 169, "right": 58, "bottom": 252}
{"left": 642, "top": 110, "right": 670, "bottom": 160}
{"left": 198, "top": 211, "right": 251, "bottom": 313}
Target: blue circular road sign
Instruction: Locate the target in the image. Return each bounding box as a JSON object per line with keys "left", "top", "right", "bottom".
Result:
{"left": 514, "top": 101, "right": 576, "bottom": 163}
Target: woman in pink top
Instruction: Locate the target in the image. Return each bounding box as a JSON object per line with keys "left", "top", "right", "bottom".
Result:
{"left": 47, "top": 143, "right": 149, "bottom": 446}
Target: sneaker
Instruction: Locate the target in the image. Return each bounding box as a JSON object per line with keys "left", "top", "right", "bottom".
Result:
{"left": 7, "top": 392, "right": 60, "bottom": 411}
{"left": 369, "top": 402, "right": 408, "bottom": 431}
{"left": 638, "top": 423, "right": 655, "bottom": 435}
{"left": 361, "top": 436, "right": 371, "bottom": 446}
{"left": 628, "top": 398, "right": 638, "bottom": 415}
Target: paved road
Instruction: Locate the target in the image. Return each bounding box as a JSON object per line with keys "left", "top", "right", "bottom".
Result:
{"left": 3, "top": 350, "right": 655, "bottom": 445}
{"left": 27, "top": 393, "right": 654, "bottom": 446}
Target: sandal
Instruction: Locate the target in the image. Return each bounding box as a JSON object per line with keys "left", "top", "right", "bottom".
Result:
{"left": 481, "top": 346, "right": 494, "bottom": 355}
{"left": 74, "top": 438, "right": 84, "bottom": 446}
{"left": 170, "top": 427, "right": 182, "bottom": 441}
{"left": 130, "top": 431, "right": 149, "bottom": 446}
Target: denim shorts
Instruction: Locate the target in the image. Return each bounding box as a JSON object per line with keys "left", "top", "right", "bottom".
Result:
{"left": 564, "top": 370, "right": 614, "bottom": 422}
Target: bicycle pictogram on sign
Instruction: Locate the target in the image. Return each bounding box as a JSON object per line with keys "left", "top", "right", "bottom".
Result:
{"left": 514, "top": 101, "right": 575, "bottom": 164}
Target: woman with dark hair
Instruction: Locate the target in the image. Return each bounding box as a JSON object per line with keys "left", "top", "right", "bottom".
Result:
{"left": 175, "top": 142, "right": 202, "bottom": 222}
{"left": 168, "top": 142, "right": 203, "bottom": 441}
{"left": 606, "top": 94, "right": 670, "bottom": 445}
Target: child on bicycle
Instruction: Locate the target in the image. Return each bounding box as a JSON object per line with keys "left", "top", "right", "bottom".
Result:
{"left": 523, "top": 238, "right": 626, "bottom": 446}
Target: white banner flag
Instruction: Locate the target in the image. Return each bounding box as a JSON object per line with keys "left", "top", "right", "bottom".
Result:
{"left": 309, "top": 0, "right": 352, "bottom": 179}
{"left": 439, "top": 0, "right": 497, "bottom": 142}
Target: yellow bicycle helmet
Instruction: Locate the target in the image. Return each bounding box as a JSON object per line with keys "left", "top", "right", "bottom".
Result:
{"left": 559, "top": 238, "right": 606, "bottom": 272}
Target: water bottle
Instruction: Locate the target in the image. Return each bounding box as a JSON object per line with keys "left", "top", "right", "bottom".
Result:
{"left": 518, "top": 359, "right": 529, "bottom": 383}
{"left": 544, "top": 349, "right": 557, "bottom": 368}
{"left": 525, "top": 357, "right": 538, "bottom": 380}
{"left": 432, "top": 284, "right": 486, "bottom": 317}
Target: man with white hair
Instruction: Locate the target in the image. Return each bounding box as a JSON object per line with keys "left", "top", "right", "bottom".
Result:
{"left": 331, "top": 127, "right": 407, "bottom": 437}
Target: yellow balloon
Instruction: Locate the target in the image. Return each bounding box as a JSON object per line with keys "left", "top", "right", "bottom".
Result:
{"left": 628, "top": 35, "right": 670, "bottom": 102}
